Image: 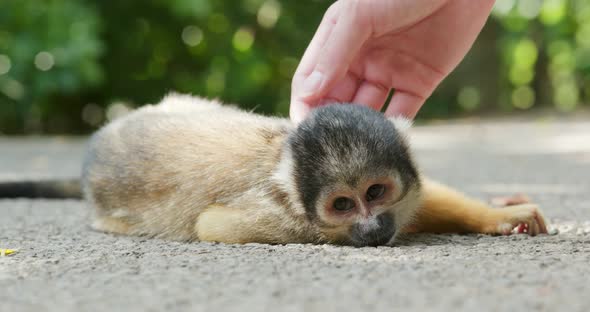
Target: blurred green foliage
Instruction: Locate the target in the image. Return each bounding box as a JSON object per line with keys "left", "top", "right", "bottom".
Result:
{"left": 0, "top": 0, "right": 589, "bottom": 134}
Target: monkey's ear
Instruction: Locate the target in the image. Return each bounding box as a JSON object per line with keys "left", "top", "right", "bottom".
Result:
{"left": 388, "top": 116, "right": 413, "bottom": 134}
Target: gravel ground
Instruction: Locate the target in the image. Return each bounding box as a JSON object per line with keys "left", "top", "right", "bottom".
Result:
{"left": 1, "top": 118, "right": 590, "bottom": 311}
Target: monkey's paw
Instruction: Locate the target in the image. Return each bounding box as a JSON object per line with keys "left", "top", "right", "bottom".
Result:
{"left": 489, "top": 203, "right": 548, "bottom": 236}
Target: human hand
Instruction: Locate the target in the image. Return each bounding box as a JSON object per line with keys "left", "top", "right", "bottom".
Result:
{"left": 290, "top": 0, "right": 495, "bottom": 123}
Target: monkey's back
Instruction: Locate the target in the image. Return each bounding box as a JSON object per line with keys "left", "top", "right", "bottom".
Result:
{"left": 82, "top": 94, "right": 291, "bottom": 240}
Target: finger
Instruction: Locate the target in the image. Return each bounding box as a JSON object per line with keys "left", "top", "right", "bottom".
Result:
{"left": 530, "top": 220, "right": 539, "bottom": 236}
{"left": 290, "top": 3, "right": 342, "bottom": 122}
{"left": 305, "top": 1, "right": 372, "bottom": 99}
{"left": 290, "top": 98, "right": 313, "bottom": 124}
{"left": 384, "top": 90, "right": 426, "bottom": 119}
{"left": 292, "top": 2, "right": 342, "bottom": 79}
{"left": 291, "top": 67, "right": 360, "bottom": 123}
{"left": 352, "top": 80, "right": 391, "bottom": 111}
{"left": 492, "top": 194, "right": 531, "bottom": 207}
{"left": 323, "top": 72, "right": 362, "bottom": 104}
{"left": 535, "top": 210, "right": 548, "bottom": 234}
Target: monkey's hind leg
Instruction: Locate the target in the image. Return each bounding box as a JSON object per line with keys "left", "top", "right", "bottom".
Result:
{"left": 405, "top": 179, "right": 548, "bottom": 236}
{"left": 91, "top": 214, "right": 134, "bottom": 236}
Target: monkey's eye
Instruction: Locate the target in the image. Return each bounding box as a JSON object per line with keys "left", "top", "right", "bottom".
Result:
{"left": 366, "top": 184, "right": 386, "bottom": 201}
{"left": 333, "top": 197, "right": 355, "bottom": 212}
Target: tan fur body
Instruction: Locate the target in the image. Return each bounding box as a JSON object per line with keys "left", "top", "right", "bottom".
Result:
{"left": 83, "top": 94, "right": 547, "bottom": 245}
{"left": 84, "top": 94, "right": 321, "bottom": 243}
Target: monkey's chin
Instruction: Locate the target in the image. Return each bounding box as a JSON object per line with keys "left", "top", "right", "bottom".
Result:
{"left": 349, "top": 230, "right": 398, "bottom": 247}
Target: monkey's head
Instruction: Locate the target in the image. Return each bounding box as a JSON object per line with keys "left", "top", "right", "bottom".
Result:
{"left": 280, "top": 104, "right": 422, "bottom": 246}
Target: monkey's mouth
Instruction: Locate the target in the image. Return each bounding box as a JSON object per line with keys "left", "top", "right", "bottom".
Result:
{"left": 350, "top": 230, "right": 396, "bottom": 247}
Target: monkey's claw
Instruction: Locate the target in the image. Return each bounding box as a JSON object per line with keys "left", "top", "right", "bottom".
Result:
{"left": 492, "top": 203, "right": 548, "bottom": 236}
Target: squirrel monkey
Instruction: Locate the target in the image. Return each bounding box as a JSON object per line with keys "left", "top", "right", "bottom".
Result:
{"left": 77, "top": 94, "right": 548, "bottom": 246}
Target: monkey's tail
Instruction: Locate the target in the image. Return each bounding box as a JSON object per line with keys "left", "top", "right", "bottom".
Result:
{"left": 0, "top": 179, "right": 82, "bottom": 199}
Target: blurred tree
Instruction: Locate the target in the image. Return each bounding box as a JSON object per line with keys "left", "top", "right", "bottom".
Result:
{"left": 93, "top": 0, "right": 328, "bottom": 117}
{"left": 0, "top": 0, "right": 589, "bottom": 134}
{"left": 0, "top": 0, "right": 103, "bottom": 133}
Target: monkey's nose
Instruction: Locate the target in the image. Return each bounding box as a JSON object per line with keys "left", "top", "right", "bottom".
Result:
{"left": 350, "top": 213, "right": 396, "bottom": 247}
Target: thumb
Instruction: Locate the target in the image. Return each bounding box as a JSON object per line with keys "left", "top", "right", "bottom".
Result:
{"left": 297, "top": 2, "right": 371, "bottom": 101}
{"left": 290, "top": 97, "right": 312, "bottom": 124}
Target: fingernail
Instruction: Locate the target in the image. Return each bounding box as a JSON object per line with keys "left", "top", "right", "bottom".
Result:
{"left": 301, "top": 71, "right": 324, "bottom": 97}
{"left": 290, "top": 100, "right": 311, "bottom": 124}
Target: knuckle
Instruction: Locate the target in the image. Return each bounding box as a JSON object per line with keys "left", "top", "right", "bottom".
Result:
{"left": 340, "top": 0, "right": 371, "bottom": 27}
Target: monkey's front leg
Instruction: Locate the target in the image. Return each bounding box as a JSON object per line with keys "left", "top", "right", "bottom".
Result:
{"left": 404, "top": 179, "right": 548, "bottom": 235}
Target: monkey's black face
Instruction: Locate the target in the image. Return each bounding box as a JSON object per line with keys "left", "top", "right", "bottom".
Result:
{"left": 288, "top": 104, "right": 421, "bottom": 246}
